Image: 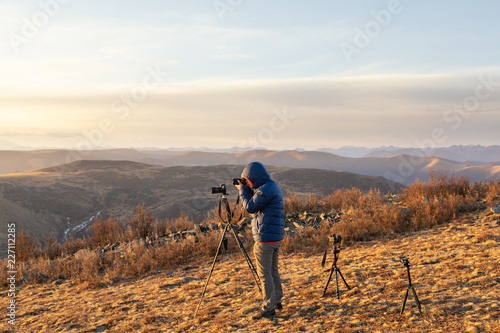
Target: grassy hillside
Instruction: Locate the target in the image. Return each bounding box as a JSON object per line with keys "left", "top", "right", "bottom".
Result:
{"left": 2, "top": 206, "right": 498, "bottom": 332}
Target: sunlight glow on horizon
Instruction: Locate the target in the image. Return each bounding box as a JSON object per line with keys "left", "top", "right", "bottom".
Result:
{"left": 1, "top": 0, "right": 499, "bottom": 150}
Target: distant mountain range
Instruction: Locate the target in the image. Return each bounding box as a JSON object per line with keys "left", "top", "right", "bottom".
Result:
{"left": 0, "top": 160, "right": 402, "bottom": 246}
{"left": 1, "top": 147, "right": 499, "bottom": 185}
{"left": 363, "top": 145, "right": 500, "bottom": 163}
{"left": 2, "top": 143, "right": 499, "bottom": 161}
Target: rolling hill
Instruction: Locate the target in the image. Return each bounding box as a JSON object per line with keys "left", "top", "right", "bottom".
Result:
{"left": 0, "top": 160, "right": 403, "bottom": 247}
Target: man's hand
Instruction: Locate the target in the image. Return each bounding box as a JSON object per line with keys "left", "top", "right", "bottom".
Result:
{"left": 234, "top": 179, "right": 243, "bottom": 190}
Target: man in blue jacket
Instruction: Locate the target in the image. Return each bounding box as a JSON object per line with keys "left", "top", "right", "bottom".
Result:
{"left": 235, "top": 162, "right": 285, "bottom": 320}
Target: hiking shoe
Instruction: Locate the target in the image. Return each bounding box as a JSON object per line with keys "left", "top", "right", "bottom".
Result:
{"left": 275, "top": 303, "right": 283, "bottom": 310}
{"left": 252, "top": 309, "right": 276, "bottom": 320}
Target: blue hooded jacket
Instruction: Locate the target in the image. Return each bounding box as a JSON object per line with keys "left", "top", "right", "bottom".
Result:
{"left": 238, "top": 162, "right": 285, "bottom": 243}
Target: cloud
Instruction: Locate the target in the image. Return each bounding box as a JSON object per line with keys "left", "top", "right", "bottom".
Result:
{"left": 3, "top": 73, "right": 495, "bottom": 149}
{"left": 3, "top": 73, "right": 499, "bottom": 131}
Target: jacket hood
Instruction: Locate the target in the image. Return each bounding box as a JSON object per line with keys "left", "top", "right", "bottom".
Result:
{"left": 241, "top": 162, "right": 270, "bottom": 189}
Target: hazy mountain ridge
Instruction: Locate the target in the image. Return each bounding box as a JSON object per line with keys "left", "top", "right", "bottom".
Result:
{"left": 364, "top": 145, "right": 500, "bottom": 163}
{"left": 0, "top": 160, "right": 403, "bottom": 246}
{"left": 1, "top": 148, "right": 499, "bottom": 186}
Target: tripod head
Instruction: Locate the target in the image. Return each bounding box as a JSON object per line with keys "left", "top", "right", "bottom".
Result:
{"left": 400, "top": 257, "right": 411, "bottom": 268}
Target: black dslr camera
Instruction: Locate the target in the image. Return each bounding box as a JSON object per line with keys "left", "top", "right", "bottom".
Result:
{"left": 329, "top": 233, "right": 342, "bottom": 245}
{"left": 233, "top": 178, "right": 247, "bottom": 186}
{"left": 211, "top": 184, "right": 227, "bottom": 195}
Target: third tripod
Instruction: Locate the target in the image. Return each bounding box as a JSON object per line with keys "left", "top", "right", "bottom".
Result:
{"left": 400, "top": 258, "right": 423, "bottom": 316}
{"left": 322, "top": 234, "right": 351, "bottom": 299}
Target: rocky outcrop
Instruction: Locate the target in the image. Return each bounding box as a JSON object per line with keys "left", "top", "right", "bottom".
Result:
{"left": 89, "top": 211, "right": 343, "bottom": 256}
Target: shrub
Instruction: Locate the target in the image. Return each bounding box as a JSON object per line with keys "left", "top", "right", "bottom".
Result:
{"left": 62, "top": 236, "right": 89, "bottom": 255}
{"left": 165, "top": 214, "right": 195, "bottom": 234}
{"left": 40, "top": 236, "right": 62, "bottom": 260}
{"left": 130, "top": 204, "right": 154, "bottom": 239}
{"left": 92, "top": 215, "right": 125, "bottom": 247}
{"left": 16, "top": 229, "right": 37, "bottom": 262}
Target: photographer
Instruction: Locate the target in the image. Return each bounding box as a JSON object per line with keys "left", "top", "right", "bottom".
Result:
{"left": 235, "top": 162, "right": 285, "bottom": 320}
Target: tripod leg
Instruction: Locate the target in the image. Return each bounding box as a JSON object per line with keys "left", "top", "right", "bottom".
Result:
{"left": 411, "top": 287, "right": 423, "bottom": 316}
{"left": 229, "top": 225, "right": 263, "bottom": 295}
{"left": 400, "top": 288, "right": 409, "bottom": 314}
{"left": 194, "top": 224, "right": 229, "bottom": 318}
{"left": 323, "top": 262, "right": 335, "bottom": 296}
{"left": 335, "top": 269, "right": 340, "bottom": 299}
{"left": 336, "top": 268, "right": 351, "bottom": 290}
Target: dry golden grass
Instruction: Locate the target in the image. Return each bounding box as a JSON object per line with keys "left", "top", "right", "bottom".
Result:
{"left": 2, "top": 208, "right": 499, "bottom": 332}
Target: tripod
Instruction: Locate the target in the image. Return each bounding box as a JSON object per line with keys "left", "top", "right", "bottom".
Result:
{"left": 194, "top": 186, "right": 262, "bottom": 318}
{"left": 400, "top": 258, "right": 423, "bottom": 316}
{"left": 322, "top": 234, "right": 350, "bottom": 299}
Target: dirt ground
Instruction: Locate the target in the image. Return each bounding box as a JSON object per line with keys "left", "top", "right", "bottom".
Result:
{"left": 2, "top": 209, "right": 499, "bottom": 333}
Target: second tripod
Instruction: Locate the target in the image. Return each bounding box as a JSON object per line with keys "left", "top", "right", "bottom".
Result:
{"left": 194, "top": 184, "right": 262, "bottom": 318}
{"left": 322, "top": 234, "right": 351, "bottom": 299}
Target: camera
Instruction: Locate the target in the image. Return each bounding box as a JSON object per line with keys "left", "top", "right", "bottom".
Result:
{"left": 329, "top": 233, "right": 342, "bottom": 245}
{"left": 400, "top": 257, "right": 410, "bottom": 266}
{"left": 211, "top": 184, "right": 227, "bottom": 195}
{"left": 233, "top": 178, "right": 247, "bottom": 186}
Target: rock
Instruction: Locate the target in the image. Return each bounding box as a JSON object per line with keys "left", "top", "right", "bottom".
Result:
{"left": 293, "top": 221, "right": 305, "bottom": 229}
{"left": 36, "top": 273, "right": 48, "bottom": 283}
{"left": 95, "top": 326, "right": 107, "bottom": 332}
{"left": 183, "top": 277, "right": 202, "bottom": 283}
{"left": 491, "top": 204, "right": 500, "bottom": 214}
{"left": 400, "top": 208, "right": 411, "bottom": 217}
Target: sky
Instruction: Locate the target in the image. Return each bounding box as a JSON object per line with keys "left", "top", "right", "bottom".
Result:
{"left": 0, "top": 0, "right": 499, "bottom": 151}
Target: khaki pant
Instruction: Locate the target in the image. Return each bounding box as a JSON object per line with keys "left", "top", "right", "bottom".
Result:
{"left": 253, "top": 241, "right": 283, "bottom": 311}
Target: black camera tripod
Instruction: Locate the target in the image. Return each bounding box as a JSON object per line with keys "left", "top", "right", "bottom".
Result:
{"left": 194, "top": 186, "right": 262, "bottom": 318}
{"left": 400, "top": 258, "right": 423, "bottom": 316}
{"left": 322, "top": 235, "right": 351, "bottom": 299}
